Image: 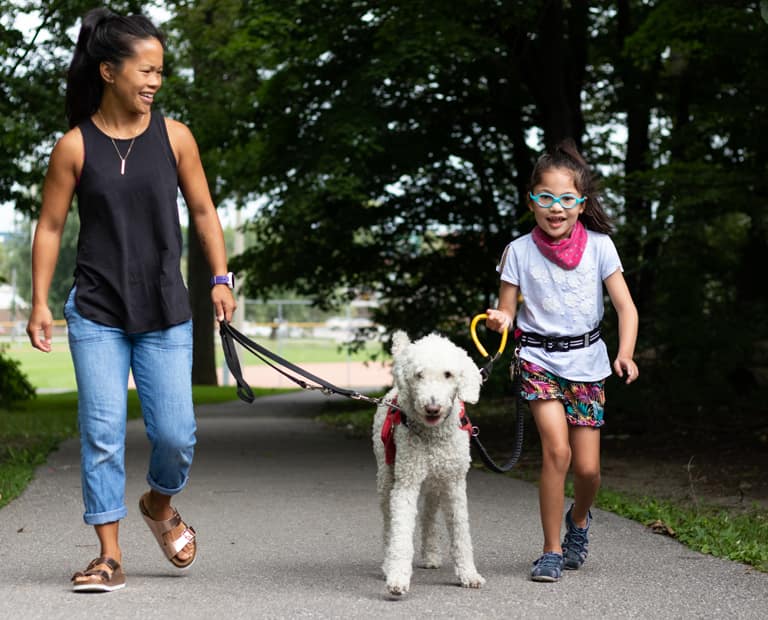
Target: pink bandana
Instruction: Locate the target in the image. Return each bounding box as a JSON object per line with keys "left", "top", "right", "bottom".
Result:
{"left": 532, "top": 220, "right": 587, "bottom": 270}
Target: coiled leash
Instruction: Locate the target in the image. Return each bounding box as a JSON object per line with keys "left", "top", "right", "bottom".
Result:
{"left": 468, "top": 313, "right": 525, "bottom": 473}
{"left": 218, "top": 320, "right": 404, "bottom": 412}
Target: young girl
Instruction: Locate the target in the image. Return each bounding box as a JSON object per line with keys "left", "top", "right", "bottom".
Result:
{"left": 26, "top": 8, "right": 236, "bottom": 591}
{"left": 486, "top": 139, "right": 639, "bottom": 582}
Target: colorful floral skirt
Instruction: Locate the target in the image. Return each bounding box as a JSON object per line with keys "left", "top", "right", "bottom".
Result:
{"left": 517, "top": 359, "right": 605, "bottom": 427}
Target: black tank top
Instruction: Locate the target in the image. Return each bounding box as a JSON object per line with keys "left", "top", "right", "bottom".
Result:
{"left": 73, "top": 111, "right": 191, "bottom": 333}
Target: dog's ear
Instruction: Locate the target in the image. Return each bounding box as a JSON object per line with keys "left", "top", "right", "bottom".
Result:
{"left": 457, "top": 348, "right": 483, "bottom": 404}
{"left": 391, "top": 331, "right": 410, "bottom": 357}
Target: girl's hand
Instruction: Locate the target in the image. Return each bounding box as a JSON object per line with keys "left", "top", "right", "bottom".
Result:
{"left": 613, "top": 356, "right": 639, "bottom": 384}
{"left": 485, "top": 309, "right": 511, "bottom": 334}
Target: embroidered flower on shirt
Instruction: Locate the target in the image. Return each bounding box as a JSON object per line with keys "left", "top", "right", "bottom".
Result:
{"left": 542, "top": 295, "right": 562, "bottom": 314}
{"left": 531, "top": 264, "right": 548, "bottom": 282}
{"left": 563, "top": 291, "right": 580, "bottom": 309}
{"left": 552, "top": 269, "right": 567, "bottom": 287}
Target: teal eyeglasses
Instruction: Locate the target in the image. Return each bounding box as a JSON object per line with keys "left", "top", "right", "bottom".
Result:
{"left": 529, "top": 192, "right": 587, "bottom": 209}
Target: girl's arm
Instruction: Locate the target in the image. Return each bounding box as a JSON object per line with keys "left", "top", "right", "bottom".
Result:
{"left": 167, "top": 118, "right": 236, "bottom": 323}
{"left": 486, "top": 281, "right": 519, "bottom": 333}
{"left": 26, "top": 131, "right": 81, "bottom": 352}
{"left": 604, "top": 269, "right": 639, "bottom": 384}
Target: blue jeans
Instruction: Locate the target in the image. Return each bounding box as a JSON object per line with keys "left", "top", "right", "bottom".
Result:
{"left": 64, "top": 288, "right": 196, "bottom": 525}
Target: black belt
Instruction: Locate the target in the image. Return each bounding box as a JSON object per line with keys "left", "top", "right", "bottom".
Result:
{"left": 518, "top": 327, "right": 601, "bottom": 352}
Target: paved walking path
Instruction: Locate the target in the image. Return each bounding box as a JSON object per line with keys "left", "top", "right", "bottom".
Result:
{"left": 1, "top": 390, "right": 766, "bottom": 619}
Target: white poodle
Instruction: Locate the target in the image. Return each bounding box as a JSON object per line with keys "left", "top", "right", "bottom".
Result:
{"left": 372, "top": 330, "right": 485, "bottom": 596}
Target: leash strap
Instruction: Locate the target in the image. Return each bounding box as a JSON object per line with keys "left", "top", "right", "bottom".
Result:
{"left": 218, "top": 320, "right": 404, "bottom": 412}
{"left": 470, "top": 328, "right": 525, "bottom": 473}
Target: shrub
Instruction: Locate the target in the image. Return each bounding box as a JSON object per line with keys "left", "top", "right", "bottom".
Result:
{"left": 0, "top": 347, "right": 36, "bottom": 408}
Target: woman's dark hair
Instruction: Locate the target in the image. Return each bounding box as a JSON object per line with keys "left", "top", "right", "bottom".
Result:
{"left": 528, "top": 138, "right": 613, "bottom": 234}
{"left": 65, "top": 8, "right": 165, "bottom": 128}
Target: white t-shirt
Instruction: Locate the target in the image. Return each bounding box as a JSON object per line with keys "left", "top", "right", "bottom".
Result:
{"left": 497, "top": 230, "right": 623, "bottom": 381}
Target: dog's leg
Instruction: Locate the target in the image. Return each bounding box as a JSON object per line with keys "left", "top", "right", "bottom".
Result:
{"left": 443, "top": 476, "right": 485, "bottom": 588}
{"left": 383, "top": 481, "right": 422, "bottom": 596}
{"left": 418, "top": 482, "right": 442, "bottom": 568}
{"left": 377, "top": 465, "right": 394, "bottom": 550}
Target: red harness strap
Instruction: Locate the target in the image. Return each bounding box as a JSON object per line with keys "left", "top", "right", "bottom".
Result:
{"left": 381, "top": 398, "right": 472, "bottom": 465}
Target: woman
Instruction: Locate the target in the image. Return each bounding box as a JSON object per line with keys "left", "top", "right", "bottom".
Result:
{"left": 26, "top": 8, "right": 236, "bottom": 592}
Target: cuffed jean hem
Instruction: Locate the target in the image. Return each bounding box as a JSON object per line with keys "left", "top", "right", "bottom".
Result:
{"left": 146, "top": 473, "right": 190, "bottom": 497}
{"left": 83, "top": 506, "right": 128, "bottom": 526}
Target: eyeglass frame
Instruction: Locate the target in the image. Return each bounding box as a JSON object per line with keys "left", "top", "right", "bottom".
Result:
{"left": 528, "top": 191, "right": 587, "bottom": 209}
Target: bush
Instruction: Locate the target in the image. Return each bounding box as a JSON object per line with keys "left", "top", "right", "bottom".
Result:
{"left": 0, "top": 347, "right": 36, "bottom": 408}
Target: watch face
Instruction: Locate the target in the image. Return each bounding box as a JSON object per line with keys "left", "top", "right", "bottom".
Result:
{"left": 212, "top": 273, "right": 235, "bottom": 288}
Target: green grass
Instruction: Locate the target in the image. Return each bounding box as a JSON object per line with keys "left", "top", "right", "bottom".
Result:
{"left": 2, "top": 339, "right": 385, "bottom": 392}
{"left": 0, "top": 386, "right": 282, "bottom": 510}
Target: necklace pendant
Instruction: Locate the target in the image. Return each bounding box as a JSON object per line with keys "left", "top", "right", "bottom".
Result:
{"left": 120, "top": 160, "right": 126, "bottom": 175}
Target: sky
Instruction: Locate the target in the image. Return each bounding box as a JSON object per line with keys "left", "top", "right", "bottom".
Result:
{"left": 1, "top": 203, "right": 18, "bottom": 234}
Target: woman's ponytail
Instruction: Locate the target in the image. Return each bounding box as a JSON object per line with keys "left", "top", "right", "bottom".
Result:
{"left": 64, "top": 8, "right": 165, "bottom": 128}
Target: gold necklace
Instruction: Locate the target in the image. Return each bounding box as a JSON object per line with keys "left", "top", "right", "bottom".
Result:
{"left": 97, "top": 110, "right": 137, "bottom": 176}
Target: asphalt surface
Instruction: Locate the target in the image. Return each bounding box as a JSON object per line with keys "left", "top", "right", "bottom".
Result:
{"left": 1, "top": 390, "right": 766, "bottom": 619}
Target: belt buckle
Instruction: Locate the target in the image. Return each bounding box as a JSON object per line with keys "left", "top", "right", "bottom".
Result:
{"left": 583, "top": 332, "right": 590, "bottom": 348}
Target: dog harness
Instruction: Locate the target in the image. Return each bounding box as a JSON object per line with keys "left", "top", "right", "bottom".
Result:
{"left": 381, "top": 397, "right": 474, "bottom": 465}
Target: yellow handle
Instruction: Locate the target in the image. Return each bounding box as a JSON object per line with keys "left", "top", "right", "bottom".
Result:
{"left": 470, "top": 313, "right": 508, "bottom": 359}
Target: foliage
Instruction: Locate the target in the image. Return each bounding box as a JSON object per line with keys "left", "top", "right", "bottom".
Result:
{"left": 3, "top": 1, "right": 768, "bottom": 405}
{"left": 229, "top": 0, "right": 572, "bottom": 345}
{"left": 0, "top": 346, "right": 35, "bottom": 408}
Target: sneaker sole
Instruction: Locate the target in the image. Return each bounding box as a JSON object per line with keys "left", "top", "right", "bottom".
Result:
{"left": 531, "top": 574, "right": 560, "bottom": 582}
{"left": 564, "top": 563, "right": 583, "bottom": 570}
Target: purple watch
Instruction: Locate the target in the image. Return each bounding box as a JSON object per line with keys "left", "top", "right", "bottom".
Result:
{"left": 210, "top": 272, "right": 235, "bottom": 289}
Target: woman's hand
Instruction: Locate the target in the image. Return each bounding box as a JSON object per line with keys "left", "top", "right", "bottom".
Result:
{"left": 211, "top": 286, "right": 236, "bottom": 323}
{"left": 27, "top": 304, "right": 54, "bottom": 352}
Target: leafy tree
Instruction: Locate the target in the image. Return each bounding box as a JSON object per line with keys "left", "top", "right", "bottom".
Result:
{"left": 228, "top": 0, "right": 593, "bottom": 350}
{"left": 160, "top": 0, "right": 281, "bottom": 383}
{"left": 596, "top": 1, "right": 768, "bottom": 397}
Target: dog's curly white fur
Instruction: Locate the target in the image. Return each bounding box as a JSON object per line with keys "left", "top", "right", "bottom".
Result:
{"left": 372, "top": 331, "right": 485, "bottom": 596}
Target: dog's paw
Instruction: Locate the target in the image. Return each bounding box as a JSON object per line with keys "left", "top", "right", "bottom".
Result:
{"left": 458, "top": 571, "right": 486, "bottom": 589}
{"left": 386, "top": 580, "right": 410, "bottom": 596}
{"left": 385, "top": 565, "right": 412, "bottom": 596}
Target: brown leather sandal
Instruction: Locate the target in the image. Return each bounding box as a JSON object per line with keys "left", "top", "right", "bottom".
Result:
{"left": 139, "top": 492, "right": 197, "bottom": 569}
{"left": 71, "top": 557, "right": 126, "bottom": 593}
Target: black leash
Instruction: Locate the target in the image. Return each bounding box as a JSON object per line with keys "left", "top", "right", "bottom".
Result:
{"left": 468, "top": 334, "right": 525, "bottom": 474}
{"left": 219, "top": 320, "right": 403, "bottom": 411}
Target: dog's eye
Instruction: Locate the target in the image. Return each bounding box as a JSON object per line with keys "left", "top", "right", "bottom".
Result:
{"left": 444, "top": 371, "right": 453, "bottom": 379}
{"left": 416, "top": 371, "right": 424, "bottom": 379}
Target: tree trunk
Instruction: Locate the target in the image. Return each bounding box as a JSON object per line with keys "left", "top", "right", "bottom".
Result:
{"left": 617, "top": 0, "right": 657, "bottom": 318}
{"left": 520, "top": 0, "right": 587, "bottom": 147}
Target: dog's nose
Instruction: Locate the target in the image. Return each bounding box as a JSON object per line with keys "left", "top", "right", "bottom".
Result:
{"left": 425, "top": 403, "right": 441, "bottom": 415}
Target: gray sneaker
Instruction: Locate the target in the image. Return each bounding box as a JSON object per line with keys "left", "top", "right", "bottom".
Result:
{"left": 562, "top": 504, "right": 591, "bottom": 570}
{"left": 530, "top": 552, "right": 564, "bottom": 582}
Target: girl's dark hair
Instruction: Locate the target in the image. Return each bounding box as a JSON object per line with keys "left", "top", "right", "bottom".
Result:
{"left": 65, "top": 8, "right": 165, "bottom": 128}
{"left": 528, "top": 138, "right": 613, "bottom": 234}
